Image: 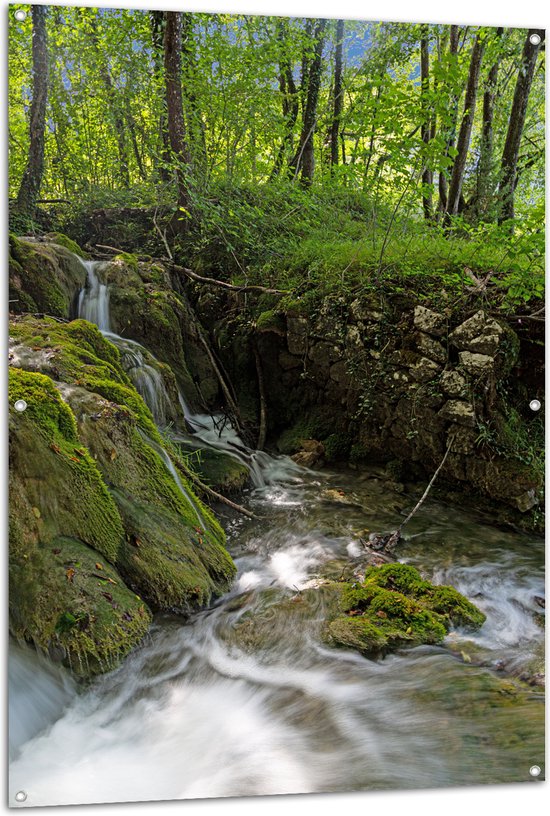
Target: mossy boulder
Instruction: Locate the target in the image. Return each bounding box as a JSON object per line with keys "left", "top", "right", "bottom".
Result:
{"left": 9, "top": 236, "right": 87, "bottom": 317}
{"left": 100, "top": 258, "right": 202, "bottom": 405}
{"left": 173, "top": 439, "right": 250, "bottom": 494}
{"left": 8, "top": 369, "right": 150, "bottom": 675}
{"left": 9, "top": 317, "right": 237, "bottom": 676}
{"left": 325, "top": 563, "right": 485, "bottom": 656}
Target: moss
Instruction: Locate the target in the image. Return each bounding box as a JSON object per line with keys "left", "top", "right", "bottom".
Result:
{"left": 277, "top": 411, "right": 335, "bottom": 454}
{"left": 9, "top": 368, "right": 124, "bottom": 564}
{"left": 9, "top": 237, "right": 87, "bottom": 317}
{"left": 325, "top": 563, "right": 485, "bottom": 657}
{"left": 173, "top": 440, "right": 250, "bottom": 494}
{"left": 10, "top": 534, "right": 151, "bottom": 677}
{"left": 46, "top": 232, "right": 89, "bottom": 258}
{"left": 322, "top": 432, "right": 352, "bottom": 463}
{"left": 256, "top": 309, "right": 286, "bottom": 334}
{"left": 114, "top": 252, "right": 139, "bottom": 272}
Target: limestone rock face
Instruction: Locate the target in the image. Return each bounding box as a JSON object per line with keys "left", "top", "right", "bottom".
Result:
{"left": 449, "top": 310, "right": 505, "bottom": 356}
{"left": 459, "top": 351, "right": 494, "bottom": 376}
{"left": 287, "top": 315, "right": 308, "bottom": 355}
{"left": 308, "top": 341, "right": 342, "bottom": 368}
{"left": 413, "top": 305, "right": 446, "bottom": 337}
{"left": 438, "top": 399, "right": 476, "bottom": 427}
{"left": 440, "top": 369, "right": 469, "bottom": 398}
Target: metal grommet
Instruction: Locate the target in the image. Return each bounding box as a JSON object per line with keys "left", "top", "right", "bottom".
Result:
{"left": 15, "top": 791, "right": 27, "bottom": 802}
{"left": 529, "top": 33, "right": 541, "bottom": 46}
{"left": 14, "top": 399, "right": 28, "bottom": 413}
{"left": 14, "top": 10, "right": 27, "bottom": 22}
{"left": 529, "top": 765, "right": 541, "bottom": 777}
{"left": 529, "top": 399, "right": 541, "bottom": 412}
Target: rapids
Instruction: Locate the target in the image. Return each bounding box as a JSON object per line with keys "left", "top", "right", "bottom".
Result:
{"left": 8, "top": 260, "right": 545, "bottom": 806}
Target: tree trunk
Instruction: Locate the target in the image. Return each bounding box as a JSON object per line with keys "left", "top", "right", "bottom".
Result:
{"left": 420, "top": 25, "right": 433, "bottom": 220}
{"left": 498, "top": 29, "right": 544, "bottom": 225}
{"left": 271, "top": 20, "right": 299, "bottom": 180}
{"left": 330, "top": 20, "right": 345, "bottom": 169}
{"left": 438, "top": 25, "right": 459, "bottom": 213}
{"left": 150, "top": 10, "right": 171, "bottom": 181}
{"left": 90, "top": 17, "right": 130, "bottom": 187}
{"left": 163, "top": 11, "right": 192, "bottom": 225}
{"left": 446, "top": 32, "right": 485, "bottom": 218}
{"left": 474, "top": 28, "right": 503, "bottom": 220}
{"left": 181, "top": 13, "right": 208, "bottom": 179}
{"left": 291, "top": 18, "right": 327, "bottom": 186}
{"left": 15, "top": 5, "right": 49, "bottom": 215}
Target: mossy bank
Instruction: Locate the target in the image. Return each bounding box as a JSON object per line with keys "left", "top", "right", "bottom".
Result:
{"left": 9, "top": 316, "right": 236, "bottom": 677}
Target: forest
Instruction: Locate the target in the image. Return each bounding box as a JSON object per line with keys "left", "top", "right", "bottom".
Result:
{"left": 8, "top": 4, "right": 545, "bottom": 807}
{"left": 9, "top": 5, "right": 545, "bottom": 306}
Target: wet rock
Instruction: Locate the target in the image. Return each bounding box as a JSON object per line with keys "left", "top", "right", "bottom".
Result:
{"left": 413, "top": 305, "right": 446, "bottom": 337}
{"left": 291, "top": 439, "right": 325, "bottom": 468}
{"left": 449, "top": 310, "right": 505, "bottom": 356}
{"left": 440, "top": 369, "right": 469, "bottom": 399}
{"left": 458, "top": 351, "right": 494, "bottom": 376}
{"left": 287, "top": 315, "right": 308, "bottom": 355}
{"left": 319, "top": 488, "right": 361, "bottom": 507}
{"left": 438, "top": 399, "right": 476, "bottom": 427}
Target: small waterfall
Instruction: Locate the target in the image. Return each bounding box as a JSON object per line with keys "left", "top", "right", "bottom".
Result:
{"left": 77, "top": 260, "right": 110, "bottom": 332}
{"left": 75, "top": 254, "right": 302, "bottom": 490}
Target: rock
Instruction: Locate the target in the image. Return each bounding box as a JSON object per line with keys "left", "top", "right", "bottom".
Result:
{"left": 438, "top": 399, "right": 476, "bottom": 427}
{"left": 515, "top": 489, "right": 538, "bottom": 513}
{"left": 320, "top": 489, "right": 361, "bottom": 507}
{"left": 325, "top": 563, "right": 485, "bottom": 657}
{"left": 287, "top": 315, "right": 309, "bottom": 355}
{"left": 308, "top": 341, "right": 342, "bottom": 368}
{"left": 440, "top": 369, "right": 469, "bottom": 398}
{"left": 329, "top": 360, "right": 350, "bottom": 386}
{"left": 413, "top": 305, "right": 446, "bottom": 337}
{"left": 449, "top": 310, "right": 505, "bottom": 356}
{"left": 278, "top": 350, "right": 302, "bottom": 371}
{"left": 414, "top": 332, "right": 447, "bottom": 364}
{"left": 345, "top": 325, "right": 364, "bottom": 351}
{"left": 458, "top": 351, "right": 494, "bottom": 376}
{"left": 409, "top": 356, "right": 441, "bottom": 383}
{"left": 448, "top": 426, "right": 477, "bottom": 454}
{"left": 291, "top": 439, "right": 325, "bottom": 468}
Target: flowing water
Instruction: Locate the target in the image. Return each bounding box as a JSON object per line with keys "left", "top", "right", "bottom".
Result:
{"left": 8, "top": 261, "right": 545, "bottom": 806}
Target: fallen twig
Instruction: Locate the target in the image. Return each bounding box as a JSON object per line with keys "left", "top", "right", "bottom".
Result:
{"left": 173, "top": 264, "right": 287, "bottom": 295}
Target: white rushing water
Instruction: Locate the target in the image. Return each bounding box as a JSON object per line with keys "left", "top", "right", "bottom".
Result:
{"left": 8, "top": 255, "right": 545, "bottom": 807}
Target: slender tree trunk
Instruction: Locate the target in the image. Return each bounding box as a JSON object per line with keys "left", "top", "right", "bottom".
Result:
{"left": 15, "top": 5, "right": 49, "bottom": 215}
{"left": 163, "top": 11, "right": 192, "bottom": 225}
{"left": 420, "top": 25, "right": 433, "bottom": 220}
{"left": 438, "top": 25, "right": 459, "bottom": 213}
{"left": 330, "top": 20, "right": 345, "bottom": 169}
{"left": 475, "top": 27, "right": 503, "bottom": 220}
{"left": 181, "top": 13, "right": 208, "bottom": 178}
{"left": 270, "top": 19, "right": 299, "bottom": 180}
{"left": 498, "top": 28, "right": 544, "bottom": 225}
{"left": 150, "top": 10, "right": 171, "bottom": 181}
{"left": 291, "top": 19, "right": 327, "bottom": 186}
{"left": 89, "top": 18, "right": 130, "bottom": 186}
{"left": 446, "top": 32, "right": 485, "bottom": 218}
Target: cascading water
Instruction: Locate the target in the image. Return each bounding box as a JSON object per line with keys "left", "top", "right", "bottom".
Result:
{"left": 9, "top": 251, "right": 544, "bottom": 806}
{"left": 8, "top": 467, "right": 545, "bottom": 806}
{"left": 77, "top": 260, "right": 111, "bottom": 332}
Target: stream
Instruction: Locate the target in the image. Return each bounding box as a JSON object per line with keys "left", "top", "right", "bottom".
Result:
{"left": 8, "top": 261, "right": 545, "bottom": 806}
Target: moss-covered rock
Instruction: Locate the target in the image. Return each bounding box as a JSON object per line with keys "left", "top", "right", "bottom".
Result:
{"left": 172, "top": 439, "right": 250, "bottom": 494}
{"left": 9, "top": 316, "right": 237, "bottom": 676}
{"left": 9, "top": 236, "right": 87, "bottom": 317}
{"left": 45, "top": 232, "right": 89, "bottom": 258}
{"left": 325, "top": 563, "right": 485, "bottom": 656}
